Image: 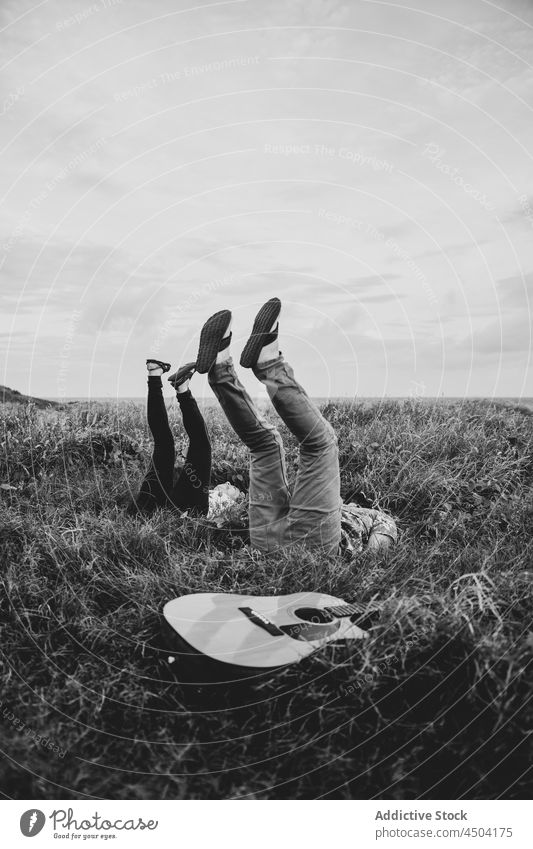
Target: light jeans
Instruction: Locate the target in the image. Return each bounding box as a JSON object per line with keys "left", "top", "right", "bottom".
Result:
{"left": 208, "top": 354, "right": 342, "bottom": 555}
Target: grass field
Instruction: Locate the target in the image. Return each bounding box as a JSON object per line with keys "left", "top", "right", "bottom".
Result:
{"left": 0, "top": 397, "right": 532, "bottom": 800}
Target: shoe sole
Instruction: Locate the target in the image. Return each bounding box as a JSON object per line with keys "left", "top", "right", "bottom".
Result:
{"left": 240, "top": 298, "right": 281, "bottom": 368}
{"left": 196, "top": 310, "right": 232, "bottom": 373}
{"left": 146, "top": 359, "right": 171, "bottom": 373}
{"left": 168, "top": 362, "right": 196, "bottom": 388}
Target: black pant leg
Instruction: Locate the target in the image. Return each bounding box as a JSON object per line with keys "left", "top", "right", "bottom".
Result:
{"left": 170, "top": 390, "right": 211, "bottom": 516}
{"left": 137, "top": 377, "right": 175, "bottom": 511}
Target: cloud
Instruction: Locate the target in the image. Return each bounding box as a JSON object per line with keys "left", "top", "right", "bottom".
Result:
{"left": 497, "top": 270, "right": 533, "bottom": 310}
{"left": 346, "top": 273, "right": 398, "bottom": 290}
{"left": 1, "top": 0, "right": 532, "bottom": 396}
{"left": 455, "top": 271, "right": 533, "bottom": 356}
{"left": 1, "top": 237, "right": 168, "bottom": 323}
{"left": 363, "top": 292, "right": 406, "bottom": 303}
{"left": 473, "top": 312, "right": 531, "bottom": 354}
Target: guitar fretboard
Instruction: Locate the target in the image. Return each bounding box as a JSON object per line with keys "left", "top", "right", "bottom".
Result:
{"left": 325, "top": 602, "right": 367, "bottom": 618}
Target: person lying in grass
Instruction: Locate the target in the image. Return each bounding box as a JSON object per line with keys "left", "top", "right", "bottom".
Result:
{"left": 128, "top": 358, "right": 238, "bottom": 520}
{"left": 196, "top": 298, "right": 397, "bottom": 557}
{"left": 129, "top": 299, "right": 397, "bottom": 559}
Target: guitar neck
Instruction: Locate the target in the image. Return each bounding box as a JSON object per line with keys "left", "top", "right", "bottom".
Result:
{"left": 324, "top": 601, "right": 378, "bottom": 618}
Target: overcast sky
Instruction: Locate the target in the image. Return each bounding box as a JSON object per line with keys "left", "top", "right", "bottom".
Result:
{"left": 1, "top": 0, "right": 532, "bottom": 400}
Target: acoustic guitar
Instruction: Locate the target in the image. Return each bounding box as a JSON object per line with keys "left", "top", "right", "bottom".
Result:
{"left": 162, "top": 591, "right": 371, "bottom": 678}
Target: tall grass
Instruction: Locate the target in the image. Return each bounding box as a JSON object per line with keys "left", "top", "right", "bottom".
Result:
{"left": 0, "top": 398, "right": 531, "bottom": 799}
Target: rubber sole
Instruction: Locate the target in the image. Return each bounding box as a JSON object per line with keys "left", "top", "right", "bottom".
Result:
{"left": 195, "top": 310, "right": 232, "bottom": 373}
{"left": 146, "top": 359, "right": 171, "bottom": 373}
{"left": 168, "top": 362, "right": 196, "bottom": 388}
{"left": 239, "top": 298, "right": 281, "bottom": 368}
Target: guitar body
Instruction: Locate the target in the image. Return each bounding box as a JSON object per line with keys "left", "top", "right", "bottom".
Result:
{"left": 162, "top": 592, "right": 368, "bottom": 680}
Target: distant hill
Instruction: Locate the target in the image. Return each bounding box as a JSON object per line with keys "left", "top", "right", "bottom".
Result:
{"left": 0, "top": 385, "right": 61, "bottom": 409}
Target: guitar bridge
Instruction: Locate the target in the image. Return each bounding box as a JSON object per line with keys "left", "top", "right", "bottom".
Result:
{"left": 238, "top": 607, "right": 286, "bottom": 637}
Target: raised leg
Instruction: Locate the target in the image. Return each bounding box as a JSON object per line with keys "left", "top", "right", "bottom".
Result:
{"left": 253, "top": 354, "right": 341, "bottom": 554}
{"left": 170, "top": 390, "right": 211, "bottom": 516}
{"left": 208, "top": 357, "right": 290, "bottom": 552}
{"left": 137, "top": 376, "right": 175, "bottom": 512}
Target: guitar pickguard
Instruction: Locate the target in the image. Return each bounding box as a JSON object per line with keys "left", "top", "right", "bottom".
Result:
{"left": 280, "top": 620, "right": 341, "bottom": 642}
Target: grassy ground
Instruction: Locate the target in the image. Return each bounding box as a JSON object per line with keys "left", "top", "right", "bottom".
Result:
{"left": 0, "top": 397, "right": 532, "bottom": 800}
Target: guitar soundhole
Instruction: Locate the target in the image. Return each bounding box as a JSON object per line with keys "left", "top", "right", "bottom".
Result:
{"left": 293, "top": 607, "right": 334, "bottom": 624}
